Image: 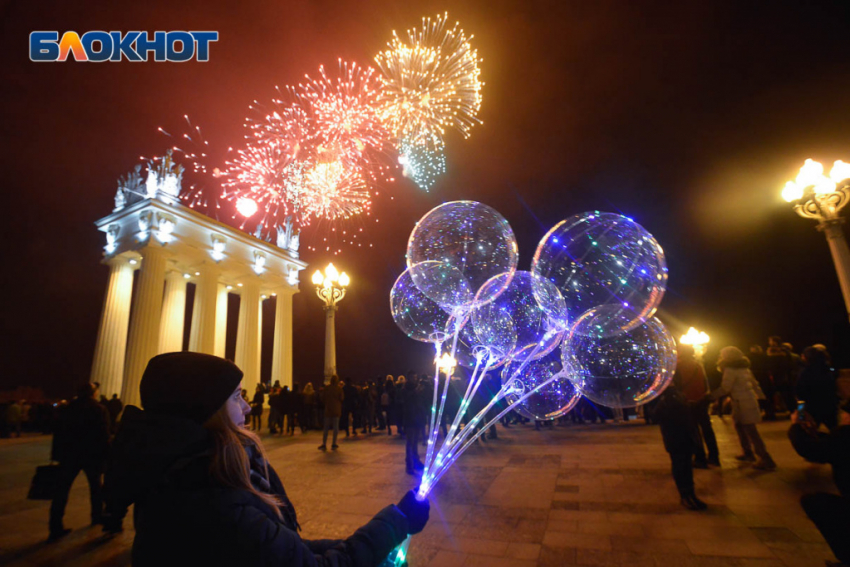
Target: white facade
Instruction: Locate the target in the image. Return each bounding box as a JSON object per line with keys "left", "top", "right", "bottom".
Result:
{"left": 92, "top": 189, "right": 306, "bottom": 407}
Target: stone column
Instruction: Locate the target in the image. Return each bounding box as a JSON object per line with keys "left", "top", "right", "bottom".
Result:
{"left": 271, "top": 289, "right": 295, "bottom": 389}
{"left": 90, "top": 256, "right": 134, "bottom": 398}
{"left": 235, "top": 280, "right": 261, "bottom": 393}
{"left": 189, "top": 266, "right": 219, "bottom": 354}
{"left": 820, "top": 220, "right": 850, "bottom": 321}
{"left": 214, "top": 284, "right": 229, "bottom": 357}
{"left": 158, "top": 271, "right": 187, "bottom": 354}
{"left": 122, "top": 245, "right": 168, "bottom": 407}
{"left": 323, "top": 304, "right": 337, "bottom": 384}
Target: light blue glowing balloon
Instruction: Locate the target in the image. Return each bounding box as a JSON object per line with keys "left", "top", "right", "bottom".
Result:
{"left": 532, "top": 212, "right": 667, "bottom": 338}
{"left": 407, "top": 201, "right": 519, "bottom": 315}
{"left": 390, "top": 267, "right": 450, "bottom": 344}
{"left": 473, "top": 271, "right": 567, "bottom": 362}
{"left": 501, "top": 346, "right": 581, "bottom": 421}
{"left": 561, "top": 315, "right": 676, "bottom": 408}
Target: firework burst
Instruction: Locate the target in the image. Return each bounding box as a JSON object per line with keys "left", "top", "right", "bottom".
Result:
{"left": 302, "top": 160, "right": 371, "bottom": 221}
{"left": 398, "top": 137, "right": 446, "bottom": 191}
{"left": 299, "top": 60, "right": 387, "bottom": 174}
{"left": 375, "top": 12, "right": 483, "bottom": 147}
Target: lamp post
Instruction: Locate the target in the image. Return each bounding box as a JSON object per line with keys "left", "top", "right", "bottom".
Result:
{"left": 781, "top": 159, "right": 850, "bottom": 320}
{"left": 679, "top": 327, "right": 710, "bottom": 360}
{"left": 312, "top": 263, "right": 350, "bottom": 384}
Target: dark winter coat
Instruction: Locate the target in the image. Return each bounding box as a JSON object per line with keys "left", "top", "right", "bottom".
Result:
{"left": 323, "top": 383, "right": 344, "bottom": 418}
{"left": 51, "top": 396, "right": 110, "bottom": 464}
{"left": 652, "top": 387, "right": 696, "bottom": 454}
{"left": 104, "top": 406, "right": 409, "bottom": 566}
{"left": 795, "top": 363, "right": 838, "bottom": 427}
{"left": 252, "top": 392, "right": 265, "bottom": 416}
{"left": 402, "top": 384, "right": 424, "bottom": 429}
{"left": 789, "top": 423, "right": 850, "bottom": 497}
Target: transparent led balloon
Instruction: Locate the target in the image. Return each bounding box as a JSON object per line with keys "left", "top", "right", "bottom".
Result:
{"left": 562, "top": 315, "right": 676, "bottom": 409}
{"left": 404, "top": 260, "right": 474, "bottom": 314}
{"left": 447, "top": 313, "right": 514, "bottom": 370}
{"left": 502, "top": 347, "right": 580, "bottom": 420}
{"left": 407, "top": 201, "right": 519, "bottom": 314}
{"left": 473, "top": 271, "right": 567, "bottom": 361}
{"left": 532, "top": 212, "right": 667, "bottom": 338}
{"left": 390, "top": 267, "right": 450, "bottom": 343}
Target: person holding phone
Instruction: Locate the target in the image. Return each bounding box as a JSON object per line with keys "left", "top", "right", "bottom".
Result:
{"left": 788, "top": 405, "right": 850, "bottom": 567}
{"left": 796, "top": 346, "right": 839, "bottom": 431}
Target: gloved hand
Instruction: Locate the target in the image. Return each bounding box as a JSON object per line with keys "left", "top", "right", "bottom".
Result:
{"left": 396, "top": 490, "right": 430, "bottom": 534}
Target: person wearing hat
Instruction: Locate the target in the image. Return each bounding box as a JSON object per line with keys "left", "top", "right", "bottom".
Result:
{"left": 712, "top": 346, "right": 777, "bottom": 470}
{"left": 103, "top": 352, "right": 429, "bottom": 566}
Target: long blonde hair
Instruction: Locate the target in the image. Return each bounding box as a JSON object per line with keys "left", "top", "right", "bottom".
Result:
{"left": 203, "top": 406, "right": 282, "bottom": 518}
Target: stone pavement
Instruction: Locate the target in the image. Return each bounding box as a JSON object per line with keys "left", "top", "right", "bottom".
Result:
{"left": 0, "top": 416, "right": 837, "bottom": 566}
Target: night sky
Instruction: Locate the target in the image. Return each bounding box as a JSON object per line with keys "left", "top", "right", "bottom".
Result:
{"left": 3, "top": 0, "right": 850, "bottom": 397}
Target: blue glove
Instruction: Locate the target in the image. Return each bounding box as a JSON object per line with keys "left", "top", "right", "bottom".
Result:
{"left": 397, "top": 490, "right": 429, "bottom": 534}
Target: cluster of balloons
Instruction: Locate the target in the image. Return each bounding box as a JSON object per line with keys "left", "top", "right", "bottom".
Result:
{"left": 391, "top": 201, "right": 676, "bottom": 422}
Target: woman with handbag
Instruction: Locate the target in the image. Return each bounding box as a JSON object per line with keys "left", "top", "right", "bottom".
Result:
{"left": 103, "top": 352, "right": 429, "bottom": 566}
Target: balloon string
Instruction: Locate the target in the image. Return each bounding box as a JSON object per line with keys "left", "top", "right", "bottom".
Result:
{"left": 424, "top": 339, "right": 546, "bottom": 486}
{"left": 426, "top": 354, "right": 491, "bottom": 490}
{"left": 427, "top": 367, "right": 561, "bottom": 490}
{"left": 422, "top": 341, "right": 443, "bottom": 476}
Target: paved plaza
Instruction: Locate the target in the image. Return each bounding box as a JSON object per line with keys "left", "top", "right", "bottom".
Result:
{"left": 0, "top": 417, "right": 837, "bottom": 566}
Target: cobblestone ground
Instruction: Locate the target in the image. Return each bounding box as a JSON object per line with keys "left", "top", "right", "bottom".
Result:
{"left": 0, "top": 416, "right": 836, "bottom": 566}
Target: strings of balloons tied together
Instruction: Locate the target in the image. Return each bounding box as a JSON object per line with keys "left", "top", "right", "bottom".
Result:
{"left": 388, "top": 201, "right": 676, "bottom": 565}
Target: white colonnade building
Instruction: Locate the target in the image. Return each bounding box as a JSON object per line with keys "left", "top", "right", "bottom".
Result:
{"left": 90, "top": 155, "right": 306, "bottom": 406}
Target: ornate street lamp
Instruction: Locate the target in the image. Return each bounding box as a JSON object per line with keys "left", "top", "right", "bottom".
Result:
{"left": 312, "top": 263, "right": 350, "bottom": 384}
{"left": 781, "top": 159, "right": 850, "bottom": 319}
{"left": 679, "top": 327, "right": 710, "bottom": 360}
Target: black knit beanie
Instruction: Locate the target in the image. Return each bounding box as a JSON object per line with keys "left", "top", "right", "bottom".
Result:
{"left": 140, "top": 352, "right": 243, "bottom": 424}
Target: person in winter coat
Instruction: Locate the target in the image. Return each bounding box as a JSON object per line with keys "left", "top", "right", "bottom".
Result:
{"left": 363, "top": 383, "right": 377, "bottom": 434}
{"left": 102, "top": 353, "right": 429, "bottom": 566}
{"left": 383, "top": 378, "right": 395, "bottom": 436}
{"left": 653, "top": 383, "right": 707, "bottom": 510}
{"left": 788, "top": 405, "right": 850, "bottom": 566}
{"left": 320, "top": 375, "right": 344, "bottom": 451}
{"left": 402, "top": 376, "right": 425, "bottom": 475}
{"left": 767, "top": 336, "right": 794, "bottom": 414}
{"left": 302, "top": 383, "right": 316, "bottom": 431}
{"left": 394, "top": 376, "right": 406, "bottom": 436}
{"left": 251, "top": 385, "right": 265, "bottom": 431}
{"left": 49, "top": 382, "right": 111, "bottom": 541}
{"left": 342, "top": 379, "right": 359, "bottom": 437}
{"left": 712, "top": 346, "right": 777, "bottom": 470}
{"left": 749, "top": 345, "right": 775, "bottom": 420}
{"left": 795, "top": 346, "right": 839, "bottom": 431}
{"left": 675, "top": 345, "right": 720, "bottom": 467}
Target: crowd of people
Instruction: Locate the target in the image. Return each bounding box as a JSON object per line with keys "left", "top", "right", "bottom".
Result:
{"left": 0, "top": 392, "right": 123, "bottom": 439}
{"left": 7, "top": 333, "right": 846, "bottom": 565}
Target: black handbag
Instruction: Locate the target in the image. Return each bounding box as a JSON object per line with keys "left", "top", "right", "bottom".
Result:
{"left": 27, "top": 463, "right": 60, "bottom": 500}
